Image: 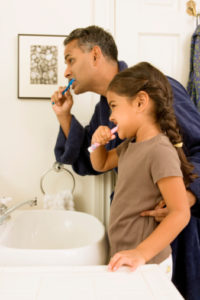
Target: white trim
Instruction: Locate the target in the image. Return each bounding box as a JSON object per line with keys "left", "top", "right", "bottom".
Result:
{"left": 92, "top": 0, "right": 116, "bottom": 227}
{"left": 94, "top": 174, "right": 105, "bottom": 223}
{"left": 94, "top": 171, "right": 115, "bottom": 228}
{"left": 93, "top": 0, "right": 116, "bottom": 35}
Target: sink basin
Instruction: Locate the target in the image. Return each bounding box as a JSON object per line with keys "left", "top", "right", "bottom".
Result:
{"left": 0, "top": 210, "right": 108, "bottom": 266}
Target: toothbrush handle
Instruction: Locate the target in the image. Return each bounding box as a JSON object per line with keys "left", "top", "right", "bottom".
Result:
{"left": 62, "top": 79, "right": 75, "bottom": 95}
{"left": 88, "top": 126, "right": 118, "bottom": 153}
{"left": 88, "top": 142, "right": 100, "bottom": 153}
{"left": 110, "top": 126, "right": 118, "bottom": 135}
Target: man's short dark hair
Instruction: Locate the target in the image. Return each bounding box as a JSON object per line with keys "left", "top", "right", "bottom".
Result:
{"left": 63, "top": 25, "right": 118, "bottom": 62}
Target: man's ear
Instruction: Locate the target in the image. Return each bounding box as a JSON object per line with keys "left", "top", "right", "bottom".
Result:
{"left": 136, "top": 91, "right": 149, "bottom": 111}
{"left": 92, "top": 45, "right": 102, "bottom": 63}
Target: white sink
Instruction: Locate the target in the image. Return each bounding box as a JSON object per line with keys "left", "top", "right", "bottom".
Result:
{"left": 0, "top": 210, "right": 108, "bottom": 266}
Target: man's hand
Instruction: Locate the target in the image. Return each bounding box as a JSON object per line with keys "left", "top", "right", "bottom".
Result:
{"left": 186, "top": 189, "right": 196, "bottom": 207}
{"left": 51, "top": 87, "right": 73, "bottom": 118}
{"left": 140, "top": 200, "right": 168, "bottom": 222}
{"left": 140, "top": 190, "right": 196, "bottom": 222}
{"left": 51, "top": 87, "right": 74, "bottom": 139}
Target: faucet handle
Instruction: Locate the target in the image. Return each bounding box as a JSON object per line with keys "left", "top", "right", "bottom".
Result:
{"left": 0, "top": 197, "right": 12, "bottom": 215}
{"left": 0, "top": 197, "right": 12, "bottom": 205}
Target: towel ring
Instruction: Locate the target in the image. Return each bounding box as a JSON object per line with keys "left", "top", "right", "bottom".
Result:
{"left": 40, "top": 162, "right": 75, "bottom": 195}
{"left": 197, "top": 13, "right": 200, "bottom": 26}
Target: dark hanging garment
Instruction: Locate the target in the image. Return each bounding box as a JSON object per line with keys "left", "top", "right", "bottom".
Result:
{"left": 187, "top": 25, "right": 200, "bottom": 111}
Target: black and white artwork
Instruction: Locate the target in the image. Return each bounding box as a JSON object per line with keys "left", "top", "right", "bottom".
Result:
{"left": 30, "top": 45, "right": 58, "bottom": 85}
{"left": 18, "top": 34, "right": 66, "bottom": 99}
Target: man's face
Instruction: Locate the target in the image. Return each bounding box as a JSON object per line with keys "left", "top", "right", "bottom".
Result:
{"left": 64, "top": 39, "right": 95, "bottom": 94}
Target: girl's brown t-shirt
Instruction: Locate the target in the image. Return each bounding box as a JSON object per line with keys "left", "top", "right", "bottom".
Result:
{"left": 108, "top": 134, "right": 183, "bottom": 264}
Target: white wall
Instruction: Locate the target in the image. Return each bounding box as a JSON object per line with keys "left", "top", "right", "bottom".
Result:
{"left": 0, "top": 0, "right": 100, "bottom": 212}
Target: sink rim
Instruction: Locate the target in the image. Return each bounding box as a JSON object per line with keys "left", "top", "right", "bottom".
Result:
{"left": 0, "top": 209, "right": 106, "bottom": 251}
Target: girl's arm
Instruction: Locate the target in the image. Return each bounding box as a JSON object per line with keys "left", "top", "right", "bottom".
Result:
{"left": 90, "top": 126, "right": 118, "bottom": 172}
{"left": 108, "top": 176, "right": 191, "bottom": 271}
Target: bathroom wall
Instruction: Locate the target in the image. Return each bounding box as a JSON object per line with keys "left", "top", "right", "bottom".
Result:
{"left": 0, "top": 0, "right": 115, "bottom": 217}
{"left": 0, "top": 0, "right": 197, "bottom": 223}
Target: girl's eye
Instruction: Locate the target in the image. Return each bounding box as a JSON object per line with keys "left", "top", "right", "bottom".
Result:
{"left": 109, "top": 105, "right": 116, "bottom": 114}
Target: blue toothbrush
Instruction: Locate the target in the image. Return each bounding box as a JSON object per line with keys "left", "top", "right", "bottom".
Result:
{"left": 62, "top": 78, "right": 75, "bottom": 95}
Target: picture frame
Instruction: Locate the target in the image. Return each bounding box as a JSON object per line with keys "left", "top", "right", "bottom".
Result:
{"left": 18, "top": 34, "right": 67, "bottom": 99}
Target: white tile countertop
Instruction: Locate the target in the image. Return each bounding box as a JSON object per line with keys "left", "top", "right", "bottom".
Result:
{"left": 0, "top": 265, "right": 184, "bottom": 300}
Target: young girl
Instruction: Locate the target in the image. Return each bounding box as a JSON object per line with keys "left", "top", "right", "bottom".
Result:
{"left": 90, "top": 62, "right": 196, "bottom": 274}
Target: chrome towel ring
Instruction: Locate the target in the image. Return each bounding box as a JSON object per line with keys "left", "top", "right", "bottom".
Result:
{"left": 40, "top": 162, "right": 75, "bottom": 195}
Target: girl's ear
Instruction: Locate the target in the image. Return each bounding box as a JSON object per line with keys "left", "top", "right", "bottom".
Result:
{"left": 135, "top": 91, "right": 149, "bottom": 111}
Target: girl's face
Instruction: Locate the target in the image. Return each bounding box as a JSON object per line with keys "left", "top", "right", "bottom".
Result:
{"left": 107, "top": 91, "right": 139, "bottom": 140}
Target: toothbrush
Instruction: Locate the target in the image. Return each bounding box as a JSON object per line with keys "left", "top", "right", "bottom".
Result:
{"left": 88, "top": 126, "right": 118, "bottom": 153}
{"left": 62, "top": 78, "right": 75, "bottom": 95}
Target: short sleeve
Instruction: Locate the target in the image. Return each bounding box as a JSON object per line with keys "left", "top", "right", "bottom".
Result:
{"left": 150, "top": 143, "right": 183, "bottom": 184}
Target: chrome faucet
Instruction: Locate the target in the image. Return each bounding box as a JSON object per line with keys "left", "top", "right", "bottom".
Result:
{"left": 0, "top": 198, "right": 37, "bottom": 225}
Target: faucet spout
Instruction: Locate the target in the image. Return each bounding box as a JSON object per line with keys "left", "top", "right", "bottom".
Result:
{"left": 0, "top": 198, "right": 37, "bottom": 225}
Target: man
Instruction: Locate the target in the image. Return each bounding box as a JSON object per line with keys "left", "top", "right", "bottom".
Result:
{"left": 51, "top": 25, "right": 200, "bottom": 299}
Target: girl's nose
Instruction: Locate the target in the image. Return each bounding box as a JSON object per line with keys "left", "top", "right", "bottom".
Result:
{"left": 109, "top": 114, "right": 114, "bottom": 123}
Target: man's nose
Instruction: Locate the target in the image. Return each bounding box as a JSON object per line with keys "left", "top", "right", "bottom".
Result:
{"left": 64, "top": 66, "right": 71, "bottom": 78}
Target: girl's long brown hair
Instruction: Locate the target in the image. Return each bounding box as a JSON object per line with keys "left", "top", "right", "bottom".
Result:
{"left": 108, "top": 62, "right": 198, "bottom": 186}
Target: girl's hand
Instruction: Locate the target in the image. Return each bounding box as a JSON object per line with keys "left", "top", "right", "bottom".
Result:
{"left": 51, "top": 87, "right": 73, "bottom": 117}
{"left": 91, "top": 126, "right": 116, "bottom": 146}
{"left": 108, "top": 249, "right": 146, "bottom": 272}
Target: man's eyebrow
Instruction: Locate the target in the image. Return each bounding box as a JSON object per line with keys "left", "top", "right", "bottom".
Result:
{"left": 64, "top": 54, "right": 70, "bottom": 61}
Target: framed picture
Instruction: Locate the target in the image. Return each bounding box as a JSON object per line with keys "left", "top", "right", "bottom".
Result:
{"left": 18, "top": 34, "right": 67, "bottom": 99}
